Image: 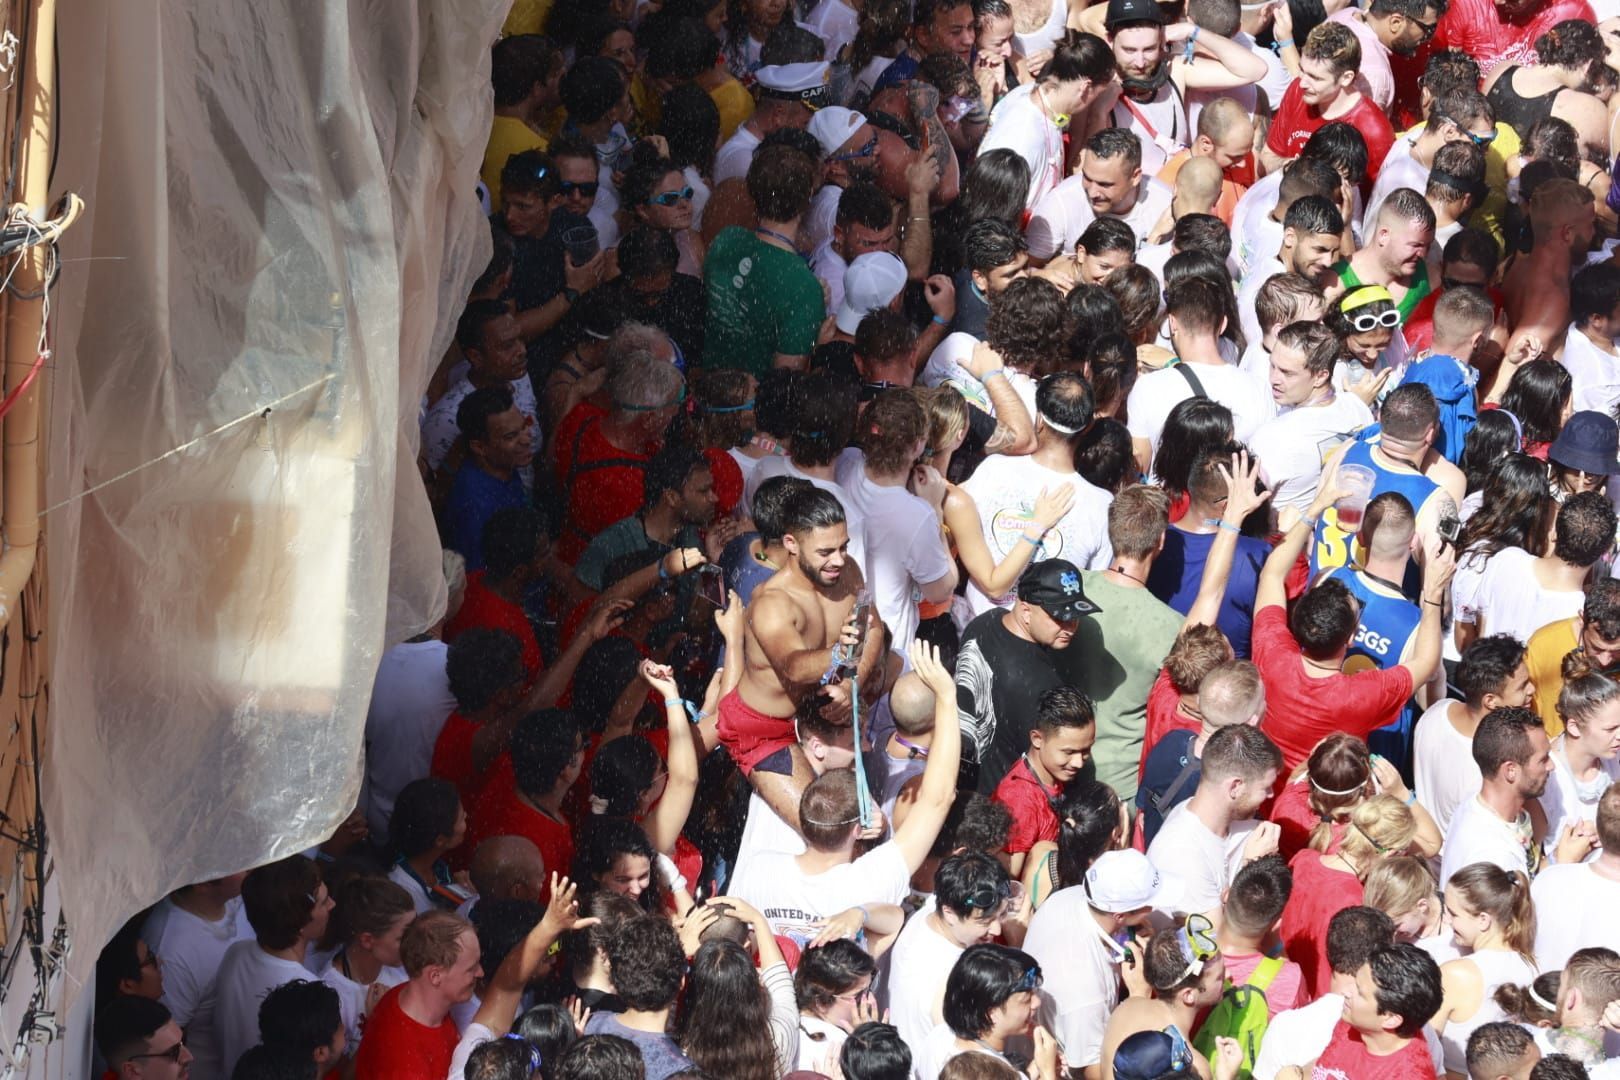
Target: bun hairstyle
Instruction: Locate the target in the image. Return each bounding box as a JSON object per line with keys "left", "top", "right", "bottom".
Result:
{"left": 1332, "top": 794, "right": 1417, "bottom": 868}
{"left": 1304, "top": 733, "right": 1373, "bottom": 848}
{"left": 1557, "top": 649, "right": 1620, "bottom": 736}
{"left": 1448, "top": 862, "right": 1537, "bottom": 964}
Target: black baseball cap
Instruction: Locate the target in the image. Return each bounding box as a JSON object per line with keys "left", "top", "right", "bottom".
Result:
{"left": 1105, "top": 0, "right": 1167, "bottom": 28}
{"left": 1016, "top": 559, "right": 1100, "bottom": 620}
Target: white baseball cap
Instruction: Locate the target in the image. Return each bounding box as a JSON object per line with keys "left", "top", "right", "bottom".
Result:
{"left": 808, "top": 106, "right": 866, "bottom": 157}
{"left": 1084, "top": 850, "right": 1184, "bottom": 914}
{"left": 836, "top": 252, "right": 907, "bottom": 335}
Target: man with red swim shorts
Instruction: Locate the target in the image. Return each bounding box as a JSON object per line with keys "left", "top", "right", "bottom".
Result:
{"left": 719, "top": 485, "right": 886, "bottom": 832}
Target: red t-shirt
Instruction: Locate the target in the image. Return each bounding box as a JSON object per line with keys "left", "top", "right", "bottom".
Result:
{"left": 444, "top": 572, "right": 541, "bottom": 680}
{"left": 1265, "top": 81, "right": 1396, "bottom": 177}
{"left": 553, "top": 411, "right": 652, "bottom": 563}
{"left": 703, "top": 446, "right": 744, "bottom": 518}
{"left": 993, "top": 756, "right": 1063, "bottom": 855}
{"left": 1311, "top": 1020, "right": 1437, "bottom": 1079}
{"left": 353, "top": 984, "right": 459, "bottom": 1080}
{"left": 1270, "top": 779, "right": 1349, "bottom": 863}
{"left": 1252, "top": 606, "right": 1413, "bottom": 771}
{"left": 1140, "top": 668, "right": 1198, "bottom": 779}
{"left": 463, "top": 781, "right": 576, "bottom": 884}
{"left": 1280, "top": 848, "right": 1366, "bottom": 998}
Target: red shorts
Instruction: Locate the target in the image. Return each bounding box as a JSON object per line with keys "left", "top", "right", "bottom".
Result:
{"left": 717, "top": 688, "right": 796, "bottom": 776}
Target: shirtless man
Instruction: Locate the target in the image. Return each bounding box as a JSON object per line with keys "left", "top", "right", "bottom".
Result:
{"left": 1496, "top": 177, "right": 1595, "bottom": 384}
{"left": 719, "top": 486, "right": 888, "bottom": 829}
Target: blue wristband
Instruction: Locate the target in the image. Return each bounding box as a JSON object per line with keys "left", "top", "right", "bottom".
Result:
{"left": 1020, "top": 532, "right": 1045, "bottom": 548}
{"left": 931, "top": 314, "right": 949, "bottom": 327}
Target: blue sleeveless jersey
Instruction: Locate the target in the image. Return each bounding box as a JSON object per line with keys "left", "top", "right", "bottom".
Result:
{"left": 1310, "top": 437, "right": 1441, "bottom": 578}
{"left": 1320, "top": 565, "right": 1422, "bottom": 773}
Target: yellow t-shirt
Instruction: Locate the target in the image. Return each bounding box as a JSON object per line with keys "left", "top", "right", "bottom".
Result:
{"left": 1525, "top": 615, "right": 1579, "bottom": 737}
{"left": 709, "top": 77, "right": 756, "bottom": 144}
{"left": 483, "top": 115, "right": 550, "bottom": 212}
{"left": 502, "top": 0, "right": 552, "bottom": 36}
{"left": 1401, "top": 120, "right": 1518, "bottom": 256}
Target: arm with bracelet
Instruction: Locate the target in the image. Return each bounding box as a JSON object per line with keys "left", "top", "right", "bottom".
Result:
{"left": 966, "top": 341, "right": 1036, "bottom": 455}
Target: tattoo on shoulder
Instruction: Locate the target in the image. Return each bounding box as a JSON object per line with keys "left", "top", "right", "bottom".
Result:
{"left": 985, "top": 423, "right": 1016, "bottom": 453}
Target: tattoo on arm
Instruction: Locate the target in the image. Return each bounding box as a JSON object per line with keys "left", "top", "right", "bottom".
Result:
{"left": 985, "top": 422, "right": 1017, "bottom": 453}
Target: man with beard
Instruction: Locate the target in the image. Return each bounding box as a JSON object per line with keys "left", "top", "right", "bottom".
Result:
{"left": 811, "top": 182, "right": 898, "bottom": 314}
{"left": 1236, "top": 195, "right": 1343, "bottom": 353}
{"left": 1261, "top": 22, "right": 1396, "bottom": 176}
{"left": 1102, "top": 0, "right": 1269, "bottom": 177}
{"left": 1326, "top": 0, "right": 1449, "bottom": 114}
{"left": 1026, "top": 128, "right": 1173, "bottom": 261}
{"left": 1334, "top": 189, "right": 1438, "bottom": 322}
{"left": 719, "top": 487, "right": 887, "bottom": 832}
{"left": 1440, "top": 706, "right": 1590, "bottom": 885}
{"left": 1500, "top": 178, "right": 1595, "bottom": 366}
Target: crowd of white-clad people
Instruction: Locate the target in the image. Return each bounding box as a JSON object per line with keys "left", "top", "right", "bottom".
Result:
{"left": 87, "top": 0, "right": 1620, "bottom": 1076}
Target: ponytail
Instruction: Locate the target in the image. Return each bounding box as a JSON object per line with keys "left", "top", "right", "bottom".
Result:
{"left": 1450, "top": 861, "right": 1538, "bottom": 963}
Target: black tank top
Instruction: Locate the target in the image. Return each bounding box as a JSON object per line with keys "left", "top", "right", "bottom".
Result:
{"left": 1486, "top": 65, "right": 1558, "bottom": 141}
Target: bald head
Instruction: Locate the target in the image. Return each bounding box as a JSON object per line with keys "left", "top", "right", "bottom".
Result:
{"left": 888, "top": 672, "right": 938, "bottom": 736}
{"left": 469, "top": 835, "right": 545, "bottom": 901}
{"left": 1175, "top": 156, "right": 1224, "bottom": 215}
{"left": 1194, "top": 99, "right": 1254, "bottom": 169}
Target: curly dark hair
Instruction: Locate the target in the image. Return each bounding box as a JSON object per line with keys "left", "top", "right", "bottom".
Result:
{"left": 986, "top": 277, "right": 1069, "bottom": 376}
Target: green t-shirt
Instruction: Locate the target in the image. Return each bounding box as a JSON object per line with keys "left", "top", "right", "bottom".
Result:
{"left": 702, "top": 227, "right": 825, "bottom": 376}
{"left": 574, "top": 515, "right": 702, "bottom": 593}
{"left": 1072, "top": 572, "right": 1183, "bottom": 804}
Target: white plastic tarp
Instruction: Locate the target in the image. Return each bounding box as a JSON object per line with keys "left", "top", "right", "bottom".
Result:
{"left": 42, "top": 0, "right": 501, "bottom": 1002}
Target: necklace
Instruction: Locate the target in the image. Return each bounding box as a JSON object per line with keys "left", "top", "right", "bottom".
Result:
{"left": 895, "top": 734, "right": 930, "bottom": 759}
{"left": 1108, "top": 565, "right": 1148, "bottom": 586}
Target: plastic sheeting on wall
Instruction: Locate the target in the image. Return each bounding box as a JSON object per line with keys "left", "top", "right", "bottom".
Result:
{"left": 41, "top": 0, "right": 501, "bottom": 1004}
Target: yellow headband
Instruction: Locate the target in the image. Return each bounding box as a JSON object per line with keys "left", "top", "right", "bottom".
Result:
{"left": 1340, "top": 285, "right": 1394, "bottom": 313}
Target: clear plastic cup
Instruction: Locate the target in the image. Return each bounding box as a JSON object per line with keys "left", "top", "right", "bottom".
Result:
{"left": 1335, "top": 464, "right": 1376, "bottom": 532}
{"left": 563, "top": 224, "right": 599, "bottom": 267}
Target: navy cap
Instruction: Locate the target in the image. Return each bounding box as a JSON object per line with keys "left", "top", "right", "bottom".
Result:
{"left": 1015, "top": 559, "right": 1100, "bottom": 620}
{"left": 1113, "top": 1028, "right": 1195, "bottom": 1080}
{"left": 1549, "top": 410, "right": 1620, "bottom": 477}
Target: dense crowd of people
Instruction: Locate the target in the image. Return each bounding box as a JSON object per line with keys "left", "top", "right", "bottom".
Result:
{"left": 90, "top": 0, "right": 1620, "bottom": 1076}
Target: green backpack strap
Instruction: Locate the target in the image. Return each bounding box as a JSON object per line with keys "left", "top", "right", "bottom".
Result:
{"left": 1248, "top": 955, "right": 1284, "bottom": 990}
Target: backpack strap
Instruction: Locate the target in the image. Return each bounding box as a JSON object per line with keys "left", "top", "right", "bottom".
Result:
{"left": 561, "top": 415, "right": 647, "bottom": 541}
{"left": 1173, "top": 362, "right": 1209, "bottom": 400}
{"left": 1246, "top": 955, "right": 1284, "bottom": 990}
{"left": 1152, "top": 749, "right": 1202, "bottom": 815}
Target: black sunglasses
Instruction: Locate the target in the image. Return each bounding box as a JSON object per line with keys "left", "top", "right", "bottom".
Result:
{"left": 130, "top": 1037, "right": 187, "bottom": 1063}
{"left": 560, "top": 180, "right": 600, "bottom": 197}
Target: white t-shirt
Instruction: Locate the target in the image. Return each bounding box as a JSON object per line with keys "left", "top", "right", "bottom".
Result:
{"left": 920, "top": 333, "right": 1038, "bottom": 422}
{"left": 886, "top": 901, "right": 963, "bottom": 1054}
{"left": 743, "top": 455, "right": 868, "bottom": 571}
{"left": 1024, "top": 894, "right": 1123, "bottom": 1070}
{"left": 1249, "top": 395, "right": 1374, "bottom": 513}
{"left": 1413, "top": 699, "right": 1482, "bottom": 838}
{"left": 1471, "top": 546, "right": 1585, "bottom": 645}
{"left": 214, "top": 942, "right": 319, "bottom": 1077}
{"left": 318, "top": 954, "right": 407, "bottom": 1055}
{"left": 918, "top": 1026, "right": 1021, "bottom": 1080}
{"left": 144, "top": 897, "right": 255, "bottom": 1080}
{"left": 1146, "top": 802, "right": 1257, "bottom": 918}
{"left": 733, "top": 790, "right": 807, "bottom": 878}
{"left": 812, "top": 239, "right": 849, "bottom": 315}
{"left": 1126, "top": 361, "right": 1274, "bottom": 456}
{"left": 1563, "top": 325, "right": 1620, "bottom": 418}
{"left": 804, "top": 184, "right": 843, "bottom": 257}
{"left": 1364, "top": 134, "right": 1426, "bottom": 230}
{"left": 958, "top": 455, "right": 1114, "bottom": 613}
{"left": 1108, "top": 85, "right": 1187, "bottom": 177}
{"left": 1233, "top": 173, "right": 1287, "bottom": 276}
{"left": 1025, "top": 174, "right": 1173, "bottom": 261}
{"left": 1440, "top": 794, "right": 1536, "bottom": 886}
{"left": 713, "top": 124, "right": 762, "bottom": 185}
{"left": 804, "top": 0, "right": 859, "bottom": 62}
{"left": 1539, "top": 738, "right": 1620, "bottom": 860}
{"left": 840, "top": 469, "right": 954, "bottom": 652}
{"left": 1531, "top": 861, "right": 1620, "bottom": 970}
{"left": 363, "top": 639, "right": 456, "bottom": 839}
{"left": 729, "top": 842, "right": 913, "bottom": 951}
{"left": 978, "top": 84, "right": 1065, "bottom": 210}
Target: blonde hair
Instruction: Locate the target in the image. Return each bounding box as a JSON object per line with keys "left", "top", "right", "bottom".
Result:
{"left": 1448, "top": 862, "right": 1537, "bottom": 963}
{"left": 919, "top": 385, "right": 970, "bottom": 456}
{"left": 1327, "top": 793, "right": 1416, "bottom": 865}
{"left": 1362, "top": 855, "right": 1437, "bottom": 920}
{"left": 400, "top": 910, "right": 473, "bottom": 977}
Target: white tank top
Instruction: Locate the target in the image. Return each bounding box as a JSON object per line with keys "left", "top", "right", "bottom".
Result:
{"left": 1013, "top": 0, "right": 1068, "bottom": 59}
{"left": 1439, "top": 950, "right": 1538, "bottom": 1075}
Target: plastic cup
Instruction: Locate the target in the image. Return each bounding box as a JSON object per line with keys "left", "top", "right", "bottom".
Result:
{"left": 563, "top": 224, "right": 599, "bottom": 267}
{"left": 1335, "top": 464, "right": 1376, "bottom": 532}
